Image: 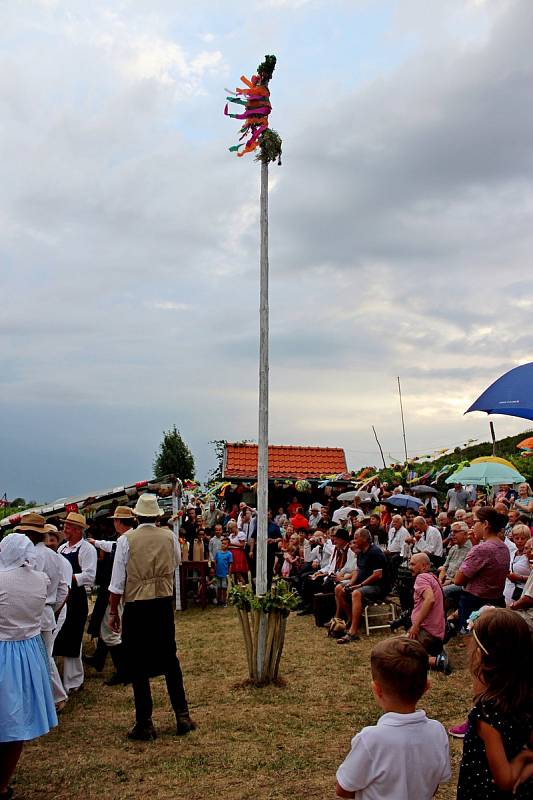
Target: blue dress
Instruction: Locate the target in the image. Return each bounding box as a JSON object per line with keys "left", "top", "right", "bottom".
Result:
{"left": 0, "top": 634, "right": 58, "bottom": 742}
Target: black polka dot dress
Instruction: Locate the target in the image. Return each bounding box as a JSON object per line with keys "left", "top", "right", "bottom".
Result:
{"left": 457, "top": 700, "right": 533, "bottom": 799}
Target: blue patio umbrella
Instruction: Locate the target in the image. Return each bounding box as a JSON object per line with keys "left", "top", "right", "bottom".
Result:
{"left": 465, "top": 363, "right": 533, "bottom": 421}
{"left": 445, "top": 462, "right": 525, "bottom": 487}
{"left": 382, "top": 494, "right": 424, "bottom": 512}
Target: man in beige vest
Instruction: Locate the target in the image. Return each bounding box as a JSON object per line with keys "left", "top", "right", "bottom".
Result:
{"left": 109, "top": 493, "right": 195, "bottom": 741}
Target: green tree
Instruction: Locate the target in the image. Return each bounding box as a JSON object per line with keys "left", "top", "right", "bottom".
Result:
{"left": 207, "top": 439, "right": 227, "bottom": 484}
{"left": 153, "top": 426, "right": 195, "bottom": 480}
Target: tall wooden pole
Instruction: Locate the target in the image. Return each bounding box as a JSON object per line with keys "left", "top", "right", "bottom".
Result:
{"left": 256, "top": 160, "right": 269, "bottom": 678}
{"left": 256, "top": 160, "right": 269, "bottom": 597}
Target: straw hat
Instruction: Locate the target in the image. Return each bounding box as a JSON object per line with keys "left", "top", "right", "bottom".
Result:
{"left": 63, "top": 511, "right": 88, "bottom": 529}
{"left": 44, "top": 523, "right": 59, "bottom": 534}
{"left": 14, "top": 512, "right": 47, "bottom": 534}
{"left": 110, "top": 506, "right": 135, "bottom": 520}
{"left": 133, "top": 493, "right": 163, "bottom": 517}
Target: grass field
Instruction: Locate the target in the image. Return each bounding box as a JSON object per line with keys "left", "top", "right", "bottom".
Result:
{"left": 15, "top": 607, "right": 471, "bottom": 800}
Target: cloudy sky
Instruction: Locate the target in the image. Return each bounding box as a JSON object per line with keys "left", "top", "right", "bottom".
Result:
{"left": 2, "top": 0, "right": 533, "bottom": 502}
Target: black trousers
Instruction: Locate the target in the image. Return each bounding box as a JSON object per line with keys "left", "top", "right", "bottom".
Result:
{"left": 90, "top": 637, "right": 124, "bottom": 674}
{"left": 132, "top": 654, "right": 189, "bottom": 724}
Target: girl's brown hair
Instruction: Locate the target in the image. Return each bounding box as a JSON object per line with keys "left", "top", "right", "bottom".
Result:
{"left": 471, "top": 608, "right": 533, "bottom": 715}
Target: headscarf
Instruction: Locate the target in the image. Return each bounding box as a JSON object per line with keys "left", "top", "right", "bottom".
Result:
{"left": 0, "top": 532, "right": 34, "bottom": 572}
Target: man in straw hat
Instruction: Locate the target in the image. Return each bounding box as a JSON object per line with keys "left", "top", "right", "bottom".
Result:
{"left": 14, "top": 512, "right": 71, "bottom": 709}
{"left": 53, "top": 511, "right": 97, "bottom": 693}
{"left": 85, "top": 506, "right": 134, "bottom": 685}
{"left": 109, "top": 493, "right": 195, "bottom": 740}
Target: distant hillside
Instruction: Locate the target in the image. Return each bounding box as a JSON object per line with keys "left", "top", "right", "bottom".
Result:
{"left": 372, "top": 428, "right": 533, "bottom": 488}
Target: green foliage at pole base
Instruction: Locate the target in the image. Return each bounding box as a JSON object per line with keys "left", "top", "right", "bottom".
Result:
{"left": 228, "top": 578, "right": 299, "bottom": 616}
{"left": 229, "top": 579, "right": 299, "bottom": 685}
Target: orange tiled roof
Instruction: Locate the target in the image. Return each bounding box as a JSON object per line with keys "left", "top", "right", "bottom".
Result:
{"left": 223, "top": 444, "right": 348, "bottom": 479}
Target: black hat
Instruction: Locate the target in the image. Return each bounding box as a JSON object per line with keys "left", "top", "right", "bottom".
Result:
{"left": 333, "top": 529, "right": 350, "bottom": 542}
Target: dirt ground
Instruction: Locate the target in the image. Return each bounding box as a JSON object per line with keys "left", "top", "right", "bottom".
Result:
{"left": 15, "top": 606, "right": 470, "bottom": 800}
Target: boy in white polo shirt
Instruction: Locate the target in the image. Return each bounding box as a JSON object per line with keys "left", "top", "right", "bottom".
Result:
{"left": 335, "top": 637, "right": 450, "bottom": 799}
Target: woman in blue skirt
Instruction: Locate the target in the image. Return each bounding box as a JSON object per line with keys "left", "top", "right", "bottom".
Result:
{"left": 0, "top": 533, "right": 58, "bottom": 799}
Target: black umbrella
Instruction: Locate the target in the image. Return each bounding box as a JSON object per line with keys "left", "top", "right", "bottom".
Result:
{"left": 411, "top": 485, "right": 438, "bottom": 495}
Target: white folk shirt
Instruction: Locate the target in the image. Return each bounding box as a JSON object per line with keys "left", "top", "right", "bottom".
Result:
{"left": 93, "top": 539, "right": 116, "bottom": 553}
{"left": 30, "top": 542, "right": 69, "bottom": 631}
{"left": 413, "top": 525, "right": 443, "bottom": 557}
{"left": 0, "top": 565, "right": 50, "bottom": 641}
{"left": 336, "top": 710, "right": 451, "bottom": 800}
{"left": 58, "top": 539, "right": 97, "bottom": 589}
{"left": 56, "top": 555, "right": 73, "bottom": 627}
{"left": 321, "top": 546, "right": 356, "bottom": 577}
{"left": 387, "top": 525, "right": 409, "bottom": 555}
{"left": 109, "top": 524, "right": 181, "bottom": 596}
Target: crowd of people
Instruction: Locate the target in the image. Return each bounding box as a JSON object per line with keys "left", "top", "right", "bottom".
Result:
{"left": 1, "top": 477, "right": 533, "bottom": 798}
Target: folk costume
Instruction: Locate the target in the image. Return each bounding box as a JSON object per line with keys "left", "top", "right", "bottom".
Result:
{"left": 85, "top": 507, "right": 132, "bottom": 684}
{"left": 109, "top": 493, "right": 195, "bottom": 740}
{"left": 14, "top": 514, "right": 70, "bottom": 706}
{"left": 53, "top": 513, "right": 96, "bottom": 692}
{"left": 0, "top": 534, "right": 57, "bottom": 742}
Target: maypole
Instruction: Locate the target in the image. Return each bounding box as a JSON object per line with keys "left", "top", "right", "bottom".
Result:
{"left": 225, "top": 57, "right": 287, "bottom": 684}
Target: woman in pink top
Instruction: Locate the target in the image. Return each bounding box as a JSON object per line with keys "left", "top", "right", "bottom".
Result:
{"left": 454, "top": 507, "right": 509, "bottom": 631}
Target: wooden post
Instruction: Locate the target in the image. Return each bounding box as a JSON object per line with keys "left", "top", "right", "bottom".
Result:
{"left": 490, "top": 421, "right": 497, "bottom": 456}
{"left": 397, "top": 376, "right": 408, "bottom": 463}
{"left": 255, "top": 159, "right": 269, "bottom": 678}
{"left": 372, "top": 425, "right": 387, "bottom": 470}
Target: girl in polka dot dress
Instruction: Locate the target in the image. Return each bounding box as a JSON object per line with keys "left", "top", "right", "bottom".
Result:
{"left": 457, "top": 608, "right": 533, "bottom": 798}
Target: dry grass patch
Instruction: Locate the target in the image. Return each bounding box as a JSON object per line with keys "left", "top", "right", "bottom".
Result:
{"left": 15, "top": 608, "right": 469, "bottom": 800}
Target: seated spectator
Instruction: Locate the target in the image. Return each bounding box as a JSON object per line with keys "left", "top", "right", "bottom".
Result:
{"left": 297, "top": 529, "right": 355, "bottom": 615}
{"left": 274, "top": 507, "right": 286, "bottom": 526}
{"left": 510, "top": 566, "right": 533, "bottom": 633}
{"left": 504, "top": 524, "right": 531, "bottom": 605}
{"left": 504, "top": 508, "right": 521, "bottom": 537}
{"left": 406, "top": 516, "right": 444, "bottom": 567}
{"left": 436, "top": 511, "right": 453, "bottom": 551}
{"left": 367, "top": 513, "right": 387, "bottom": 546}
{"left": 407, "top": 553, "right": 449, "bottom": 672}
{"left": 291, "top": 530, "right": 334, "bottom": 598}
{"left": 287, "top": 496, "right": 301, "bottom": 517}
{"left": 335, "top": 637, "right": 451, "bottom": 800}
{"left": 385, "top": 514, "right": 409, "bottom": 586}
{"left": 513, "top": 482, "right": 533, "bottom": 520}
{"left": 316, "top": 506, "right": 333, "bottom": 533}
{"left": 307, "top": 503, "right": 322, "bottom": 529}
{"left": 379, "top": 504, "right": 392, "bottom": 531}
{"left": 454, "top": 507, "right": 509, "bottom": 631}
{"left": 290, "top": 507, "right": 309, "bottom": 532}
{"left": 438, "top": 521, "right": 472, "bottom": 610}
{"left": 336, "top": 529, "right": 390, "bottom": 644}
